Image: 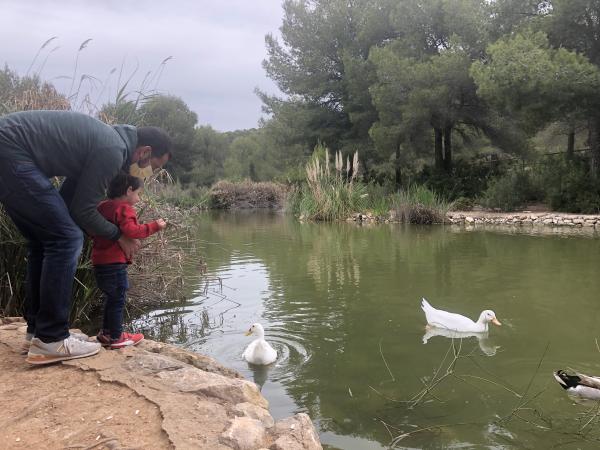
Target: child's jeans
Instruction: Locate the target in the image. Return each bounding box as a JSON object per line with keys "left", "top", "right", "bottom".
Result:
{"left": 94, "top": 263, "right": 129, "bottom": 339}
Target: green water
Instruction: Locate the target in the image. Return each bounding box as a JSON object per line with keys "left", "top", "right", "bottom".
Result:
{"left": 135, "top": 210, "right": 600, "bottom": 449}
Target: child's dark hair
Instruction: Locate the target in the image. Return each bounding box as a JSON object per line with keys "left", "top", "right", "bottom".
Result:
{"left": 107, "top": 173, "right": 143, "bottom": 199}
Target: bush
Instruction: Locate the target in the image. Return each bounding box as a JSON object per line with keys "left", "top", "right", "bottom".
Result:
{"left": 391, "top": 184, "right": 451, "bottom": 224}
{"left": 480, "top": 169, "right": 542, "bottom": 211}
{"left": 417, "top": 159, "right": 501, "bottom": 201}
{"left": 537, "top": 156, "right": 600, "bottom": 213}
{"left": 450, "top": 196, "right": 474, "bottom": 211}
{"left": 153, "top": 183, "right": 210, "bottom": 209}
{"left": 209, "top": 180, "right": 286, "bottom": 209}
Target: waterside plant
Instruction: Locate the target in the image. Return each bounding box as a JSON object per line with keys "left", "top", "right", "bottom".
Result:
{"left": 289, "top": 145, "right": 367, "bottom": 221}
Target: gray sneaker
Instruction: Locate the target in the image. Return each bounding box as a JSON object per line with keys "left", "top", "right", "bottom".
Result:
{"left": 26, "top": 336, "right": 101, "bottom": 365}
{"left": 21, "top": 331, "right": 91, "bottom": 355}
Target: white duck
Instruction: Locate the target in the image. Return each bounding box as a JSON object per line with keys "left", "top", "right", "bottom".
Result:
{"left": 554, "top": 370, "right": 600, "bottom": 400}
{"left": 243, "top": 323, "right": 277, "bottom": 365}
{"left": 421, "top": 298, "right": 501, "bottom": 333}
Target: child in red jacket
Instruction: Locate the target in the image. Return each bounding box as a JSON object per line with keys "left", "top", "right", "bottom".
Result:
{"left": 92, "top": 173, "right": 166, "bottom": 349}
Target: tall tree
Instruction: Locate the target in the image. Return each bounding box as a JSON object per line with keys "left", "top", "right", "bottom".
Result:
{"left": 262, "top": 0, "right": 397, "bottom": 168}
{"left": 137, "top": 95, "right": 198, "bottom": 183}
{"left": 545, "top": 0, "right": 600, "bottom": 175}
{"left": 369, "top": 0, "right": 492, "bottom": 182}
{"left": 471, "top": 31, "right": 600, "bottom": 168}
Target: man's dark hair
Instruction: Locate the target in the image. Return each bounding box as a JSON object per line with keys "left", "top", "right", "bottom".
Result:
{"left": 107, "top": 172, "right": 143, "bottom": 199}
{"left": 137, "top": 126, "right": 172, "bottom": 158}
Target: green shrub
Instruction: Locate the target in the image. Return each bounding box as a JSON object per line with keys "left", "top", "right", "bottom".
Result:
{"left": 417, "top": 159, "right": 500, "bottom": 201}
{"left": 391, "top": 184, "right": 451, "bottom": 224}
{"left": 451, "top": 196, "right": 475, "bottom": 211}
{"left": 154, "top": 183, "right": 210, "bottom": 209}
{"left": 480, "top": 169, "right": 542, "bottom": 211}
{"left": 537, "top": 156, "right": 600, "bottom": 213}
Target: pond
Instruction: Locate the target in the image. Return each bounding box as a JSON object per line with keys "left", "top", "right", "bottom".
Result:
{"left": 133, "top": 210, "right": 600, "bottom": 449}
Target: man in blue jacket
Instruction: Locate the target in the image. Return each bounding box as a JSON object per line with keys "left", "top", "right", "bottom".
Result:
{"left": 0, "top": 110, "right": 172, "bottom": 364}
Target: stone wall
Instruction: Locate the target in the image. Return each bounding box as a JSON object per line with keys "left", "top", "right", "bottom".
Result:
{"left": 447, "top": 212, "right": 600, "bottom": 228}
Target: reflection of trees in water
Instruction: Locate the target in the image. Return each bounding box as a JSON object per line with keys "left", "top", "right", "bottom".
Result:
{"left": 133, "top": 276, "right": 237, "bottom": 346}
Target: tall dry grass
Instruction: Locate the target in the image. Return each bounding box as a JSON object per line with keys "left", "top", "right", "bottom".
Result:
{"left": 288, "top": 144, "right": 367, "bottom": 221}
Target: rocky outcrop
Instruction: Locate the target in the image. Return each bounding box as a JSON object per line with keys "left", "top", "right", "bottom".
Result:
{"left": 0, "top": 318, "right": 321, "bottom": 450}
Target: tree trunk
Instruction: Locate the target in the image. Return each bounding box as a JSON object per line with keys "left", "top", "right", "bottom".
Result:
{"left": 434, "top": 127, "right": 443, "bottom": 170}
{"left": 567, "top": 130, "right": 575, "bottom": 160}
{"left": 395, "top": 138, "right": 402, "bottom": 188}
{"left": 443, "top": 125, "right": 452, "bottom": 172}
{"left": 589, "top": 117, "right": 600, "bottom": 179}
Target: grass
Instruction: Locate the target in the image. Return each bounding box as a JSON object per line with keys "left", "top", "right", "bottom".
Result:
{"left": 391, "top": 184, "right": 452, "bottom": 224}
{"left": 288, "top": 145, "right": 368, "bottom": 221}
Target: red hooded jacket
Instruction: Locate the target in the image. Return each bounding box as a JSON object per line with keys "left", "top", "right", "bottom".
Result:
{"left": 92, "top": 200, "right": 161, "bottom": 265}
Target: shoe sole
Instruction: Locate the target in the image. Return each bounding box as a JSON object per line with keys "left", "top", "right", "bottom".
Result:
{"left": 26, "top": 347, "right": 101, "bottom": 365}
{"left": 110, "top": 336, "right": 144, "bottom": 350}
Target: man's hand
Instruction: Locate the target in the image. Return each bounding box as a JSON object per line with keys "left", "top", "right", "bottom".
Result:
{"left": 118, "top": 236, "right": 141, "bottom": 260}
{"left": 156, "top": 218, "right": 167, "bottom": 230}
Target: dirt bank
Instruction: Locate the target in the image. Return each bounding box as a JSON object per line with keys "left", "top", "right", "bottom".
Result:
{"left": 0, "top": 318, "right": 321, "bottom": 450}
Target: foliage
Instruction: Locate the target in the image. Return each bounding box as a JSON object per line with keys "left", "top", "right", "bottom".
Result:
{"left": 153, "top": 183, "right": 210, "bottom": 209}
{"left": 391, "top": 185, "right": 451, "bottom": 224}
{"left": 417, "top": 158, "right": 500, "bottom": 201}
{"left": 480, "top": 169, "right": 542, "bottom": 212}
{"left": 288, "top": 145, "right": 368, "bottom": 221}
{"left": 536, "top": 155, "right": 600, "bottom": 213}
{"left": 363, "top": 182, "right": 395, "bottom": 216}
{"left": 471, "top": 31, "right": 600, "bottom": 132}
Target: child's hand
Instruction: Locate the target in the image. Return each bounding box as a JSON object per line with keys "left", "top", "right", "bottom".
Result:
{"left": 157, "top": 219, "right": 167, "bottom": 230}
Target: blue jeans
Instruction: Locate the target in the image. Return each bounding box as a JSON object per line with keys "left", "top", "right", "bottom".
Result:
{"left": 94, "top": 264, "right": 129, "bottom": 339}
{"left": 0, "top": 160, "right": 83, "bottom": 343}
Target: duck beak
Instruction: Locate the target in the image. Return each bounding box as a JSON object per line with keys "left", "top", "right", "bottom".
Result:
{"left": 492, "top": 318, "right": 502, "bottom": 326}
{"left": 245, "top": 330, "right": 252, "bottom": 336}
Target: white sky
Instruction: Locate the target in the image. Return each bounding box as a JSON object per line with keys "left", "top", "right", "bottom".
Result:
{"left": 0, "top": 0, "right": 284, "bottom": 131}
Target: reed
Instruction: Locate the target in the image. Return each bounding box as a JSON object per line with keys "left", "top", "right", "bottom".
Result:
{"left": 289, "top": 144, "right": 367, "bottom": 221}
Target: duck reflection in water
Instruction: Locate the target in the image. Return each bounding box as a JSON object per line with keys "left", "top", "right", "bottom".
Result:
{"left": 246, "top": 362, "right": 272, "bottom": 390}
{"left": 422, "top": 326, "right": 500, "bottom": 356}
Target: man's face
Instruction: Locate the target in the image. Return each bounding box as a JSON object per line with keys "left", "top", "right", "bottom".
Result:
{"left": 150, "top": 153, "right": 171, "bottom": 171}
{"left": 133, "top": 146, "right": 170, "bottom": 171}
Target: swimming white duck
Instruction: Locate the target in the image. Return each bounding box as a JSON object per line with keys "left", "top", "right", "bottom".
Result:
{"left": 243, "top": 323, "right": 277, "bottom": 365}
{"left": 554, "top": 370, "right": 600, "bottom": 400}
{"left": 421, "top": 298, "right": 501, "bottom": 333}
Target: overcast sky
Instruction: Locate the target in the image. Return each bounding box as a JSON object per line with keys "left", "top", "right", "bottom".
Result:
{"left": 0, "top": 0, "right": 285, "bottom": 131}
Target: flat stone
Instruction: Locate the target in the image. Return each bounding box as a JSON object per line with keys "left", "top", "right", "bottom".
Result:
{"left": 156, "top": 366, "right": 268, "bottom": 408}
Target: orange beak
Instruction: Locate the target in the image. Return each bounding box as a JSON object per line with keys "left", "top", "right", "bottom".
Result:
{"left": 492, "top": 318, "right": 502, "bottom": 326}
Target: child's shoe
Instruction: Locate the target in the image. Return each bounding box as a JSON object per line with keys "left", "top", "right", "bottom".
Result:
{"left": 109, "top": 332, "right": 144, "bottom": 349}
{"left": 96, "top": 331, "right": 112, "bottom": 347}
